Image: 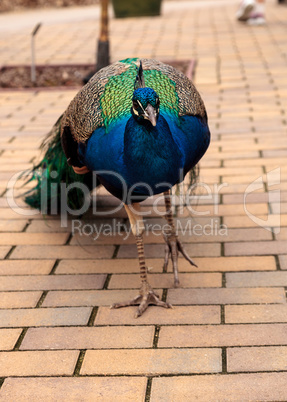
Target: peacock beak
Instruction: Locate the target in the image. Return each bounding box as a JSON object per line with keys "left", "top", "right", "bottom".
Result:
{"left": 144, "top": 103, "right": 157, "bottom": 127}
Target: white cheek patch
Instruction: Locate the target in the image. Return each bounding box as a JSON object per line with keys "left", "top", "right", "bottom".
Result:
{"left": 133, "top": 108, "right": 139, "bottom": 116}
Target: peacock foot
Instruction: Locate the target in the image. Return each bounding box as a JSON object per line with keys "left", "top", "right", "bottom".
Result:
{"left": 163, "top": 233, "right": 198, "bottom": 287}
{"left": 111, "top": 281, "right": 172, "bottom": 318}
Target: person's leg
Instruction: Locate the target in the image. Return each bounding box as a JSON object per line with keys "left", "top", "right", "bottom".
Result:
{"left": 236, "top": 0, "right": 256, "bottom": 21}
{"left": 248, "top": 0, "right": 266, "bottom": 25}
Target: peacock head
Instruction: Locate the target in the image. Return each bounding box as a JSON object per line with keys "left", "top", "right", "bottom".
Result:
{"left": 132, "top": 87, "right": 160, "bottom": 127}
{"left": 131, "top": 60, "right": 160, "bottom": 127}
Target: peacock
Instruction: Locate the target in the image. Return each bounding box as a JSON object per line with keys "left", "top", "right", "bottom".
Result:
{"left": 26, "top": 58, "right": 210, "bottom": 317}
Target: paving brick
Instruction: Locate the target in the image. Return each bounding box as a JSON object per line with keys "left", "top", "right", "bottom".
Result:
{"left": 95, "top": 305, "right": 221, "bottom": 325}
{"left": 228, "top": 346, "right": 287, "bottom": 373}
{"left": 167, "top": 256, "right": 276, "bottom": 272}
{"left": 0, "top": 274, "right": 106, "bottom": 291}
{"left": 191, "top": 203, "right": 268, "bottom": 217}
{"left": 276, "top": 226, "right": 287, "bottom": 240}
{"left": 0, "top": 291, "right": 42, "bottom": 308}
{"left": 224, "top": 214, "right": 286, "bottom": 228}
{"left": 26, "top": 218, "right": 124, "bottom": 233}
{"left": 158, "top": 323, "right": 287, "bottom": 348}
{"left": 0, "top": 219, "right": 28, "bottom": 232}
{"left": 0, "top": 350, "right": 79, "bottom": 376}
{"left": 225, "top": 305, "right": 287, "bottom": 324}
{"left": 0, "top": 307, "right": 92, "bottom": 327}
{"left": 108, "top": 273, "right": 222, "bottom": 289}
{"left": 226, "top": 271, "right": 287, "bottom": 287}
{"left": 0, "top": 233, "right": 69, "bottom": 245}
{"left": 167, "top": 287, "right": 286, "bottom": 305}
{"left": 0, "top": 260, "right": 55, "bottom": 275}
{"left": 0, "top": 246, "right": 11, "bottom": 259}
{"left": 0, "top": 377, "right": 147, "bottom": 402}
{"left": 81, "top": 348, "right": 222, "bottom": 375}
{"left": 0, "top": 328, "right": 22, "bottom": 350}
{"left": 0, "top": 208, "right": 44, "bottom": 220}
{"left": 117, "top": 243, "right": 221, "bottom": 258}
{"left": 20, "top": 326, "right": 154, "bottom": 350}
{"left": 222, "top": 192, "right": 269, "bottom": 204}
{"left": 12, "top": 245, "right": 115, "bottom": 259}
{"left": 279, "top": 255, "right": 287, "bottom": 270}
{"left": 55, "top": 258, "right": 163, "bottom": 274}
{"left": 225, "top": 241, "right": 287, "bottom": 256}
{"left": 150, "top": 373, "right": 287, "bottom": 401}
{"left": 42, "top": 289, "right": 156, "bottom": 307}
{"left": 69, "top": 226, "right": 271, "bottom": 244}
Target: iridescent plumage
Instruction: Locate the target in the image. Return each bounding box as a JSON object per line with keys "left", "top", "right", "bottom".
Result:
{"left": 25, "top": 58, "right": 210, "bottom": 317}
{"left": 62, "top": 58, "right": 210, "bottom": 203}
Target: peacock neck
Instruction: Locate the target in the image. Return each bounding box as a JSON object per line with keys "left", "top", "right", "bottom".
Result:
{"left": 123, "top": 114, "right": 183, "bottom": 188}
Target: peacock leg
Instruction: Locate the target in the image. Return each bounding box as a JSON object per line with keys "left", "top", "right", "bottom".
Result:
{"left": 163, "top": 190, "right": 197, "bottom": 287}
{"left": 111, "top": 203, "right": 172, "bottom": 318}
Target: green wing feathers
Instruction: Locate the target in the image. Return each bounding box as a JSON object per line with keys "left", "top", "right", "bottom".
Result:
{"left": 62, "top": 58, "right": 206, "bottom": 143}
{"left": 24, "top": 115, "right": 91, "bottom": 212}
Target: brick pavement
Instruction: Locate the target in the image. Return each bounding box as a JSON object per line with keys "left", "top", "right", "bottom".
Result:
{"left": 0, "top": 0, "right": 287, "bottom": 400}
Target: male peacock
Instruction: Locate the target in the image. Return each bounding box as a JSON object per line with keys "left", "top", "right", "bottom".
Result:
{"left": 27, "top": 58, "right": 210, "bottom": 317}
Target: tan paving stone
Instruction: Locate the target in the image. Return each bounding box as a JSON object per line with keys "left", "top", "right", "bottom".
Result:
{"left": 150, "top": 373, "right": 287, "bottom": 402}
{"left": 95, "top": 305, "right": 221, "bottom": 326}
{"left": 12, "top": 245, "right": 115, "bottom": 259}
{"left": 168, "top": 256, "right": 276, "bottom": 272}
{"left": 81, "top": 348, "right": 221, "bottom": 375}
{"left": 0, "top": 307, "right": 92, "bottom": 327}
{"left": 26, "top": 218, "right": 123, "bottom": 233}
{"left": 0, "top": 260, "right": 55, "bottom": 275}
{"left": 158, "top": 324, "right": 287, "bottom": 348}
{"left": 276, "top": 226, "right": 287, "bottom": 240}
{"left": 192, "top": 203, "right": 269, "bottom": 217}
{"left": 228, "top": 346, "right": 287, "bottom": 373}
{"left": 279, "top": 255, "right": 287, "bottom": 270}
{"left": 0, "top": 219, "right": 28, "bottom": 232}
{"left": 0, "top": 246, "right": 11, "bottom": 259}
{"left": 0, "top": 377, "right": 147, "bottom": 402}
{"left": 42, "top": 289, "right": 150, "bottom": 307}
{"left": 0, "top": 208, "right": 43, "bottom": 220}
{"left": 0, "top": 232, "right": 69, "bottom": 245}
{"left": 225, "top": 241, "right": 287, "bottom": 256}
{"left": 0, "top": 328, "right": 22, "bottom": 350}
{"left": 0, "top": 350, "right": 79, "bottom": 376}
{"left": 117, "top": 243, "right": 221, "bottom": 258}
{"left": 226, "top": 271, "right": 287, "bottom": 287}
{"left": 0, "top": 291, "right": 42, "bottom": 308}
{"left": 224, "top": 214, "right": 287, "bottom": 228}
{"left": 167, "top": 287, "right": 286, "bottom": 305}
{"left": 225, "top": 304, "right": 287, "bottom": 324}
{"left": 20, "top": 326, "right": 154, "bottom": 350}
{"left": 108, "top": 272, "right": 222, "bottom": 289}
{"left": 55, "top": 258, "right": 163, "bottom": 274}
{"left": 0, "top": 274, "right": 106, "bottom": 291}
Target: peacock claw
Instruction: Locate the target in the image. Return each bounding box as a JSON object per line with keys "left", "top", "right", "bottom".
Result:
{"left": 163, "top": 233, "right": 198, "bottom": 287}
{"left": 111, "top": 282, "right": 172, "bottom": 318}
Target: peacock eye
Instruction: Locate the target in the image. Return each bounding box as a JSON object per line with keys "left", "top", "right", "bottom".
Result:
{"left": 133, "top": 101, "right": 138, "bottom": 109}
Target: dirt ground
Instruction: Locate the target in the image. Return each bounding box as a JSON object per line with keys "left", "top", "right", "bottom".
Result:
{"left": 0, "top": 61, "right": 190, "bottom": 88}
{"left": 0, "top": 0, "right": 99, "bottom": 13}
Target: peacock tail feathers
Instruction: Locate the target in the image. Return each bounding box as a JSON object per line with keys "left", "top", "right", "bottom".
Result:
{"left": 24, "top": 115, "right": 91, "bottom": 213}
{"left": 62, "top": 58, "right": 206, "bottom": 143}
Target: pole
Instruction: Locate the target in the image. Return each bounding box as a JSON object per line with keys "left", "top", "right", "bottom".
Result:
{"left": 31, "top": 23, "right": 42, "bottom": 85}
{"left": 96, "top": 0, "right": 110, "bottom": 72}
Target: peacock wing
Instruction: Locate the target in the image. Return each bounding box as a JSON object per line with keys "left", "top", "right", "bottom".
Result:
{"left": 61, "top": 57, "right": 207, "bottom": 144}
{"left": 61, "top": 59, "right": 141, "bottom": 143}
{"left": 140, "top": 58, "right": 207, "bottom": 121}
